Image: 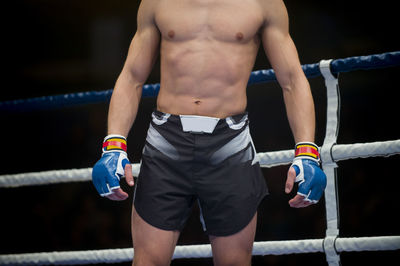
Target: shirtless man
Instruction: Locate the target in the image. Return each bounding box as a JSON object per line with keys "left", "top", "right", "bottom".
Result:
{"left": 92, "top": 0, "right": 327, "bottom": 265}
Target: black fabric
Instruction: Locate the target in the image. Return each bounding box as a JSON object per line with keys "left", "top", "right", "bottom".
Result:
{"left": 134, "top": 110, "right": 268, "bottom": 236}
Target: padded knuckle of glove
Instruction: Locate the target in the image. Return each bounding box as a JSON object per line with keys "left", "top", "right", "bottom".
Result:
{"left": 91, "top": 135, "right": 130, "bottom": 197}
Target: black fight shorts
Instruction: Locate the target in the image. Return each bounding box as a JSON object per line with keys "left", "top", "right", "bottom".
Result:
{"left": 134, "top": 110, "right": 268, "bottom": 236}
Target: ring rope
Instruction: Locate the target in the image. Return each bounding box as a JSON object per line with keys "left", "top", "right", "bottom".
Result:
{"left": 0, "top": 140, "right": 399, "bottom": 188}
{"left": 1, "top": 52, "right": 399, "bottom": 265}
{"left": 1, "top": 236, "right": 399, "bottom": 265}
{"left": 0, "top": 51, "right": 398, "bottom": 112}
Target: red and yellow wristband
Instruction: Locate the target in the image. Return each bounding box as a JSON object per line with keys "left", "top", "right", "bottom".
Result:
{"left": 294, "top": 142, "right": 320, "bottom": 161}
{"left": 102, "top": 135, "right": 127, "bottom": 153}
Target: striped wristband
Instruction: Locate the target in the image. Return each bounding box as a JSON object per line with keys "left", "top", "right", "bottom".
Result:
{"left": 102, "top": 134, "right": 127, "bottom": 153}
{"left": 294, "top": 142, "right": 320, "bottom": 162}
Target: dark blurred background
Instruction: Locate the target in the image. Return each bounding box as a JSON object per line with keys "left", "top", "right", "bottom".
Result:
{"left": 1, "top": 0, "right": 399, "bottom": 265}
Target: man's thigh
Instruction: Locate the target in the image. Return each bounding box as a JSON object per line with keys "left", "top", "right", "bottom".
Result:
{"left": 131, "top": 206, "right": 180, "bottom": 266}
{"left": 209, "top": 212, "right": 257, "bottom": 266}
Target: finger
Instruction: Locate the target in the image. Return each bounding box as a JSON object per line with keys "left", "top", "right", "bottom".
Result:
{"left": 297, "top": 200, "right": 313, "bottom": 208}
{"left": 285, "top": 167, "right": 296, "bottom": 193}
{"left": 113, "top": 188, "right": 129, "bottom": 200}
{"left": 290, "top": 195, "right": 315, "bottom": 208}
{"left": 106, "top": 193, "right": 119, "bottom": 201}
{"left": 288, "top": 194, "right": 306, "bottom": 208}
{"left": 125, "top": 163, "right": 134, "bottom": 186}
{"left": 107, "top": 188, "right": 128, "bottom": 201}
{"left": 107, "top": 191, "right": 127, "bottom": 201}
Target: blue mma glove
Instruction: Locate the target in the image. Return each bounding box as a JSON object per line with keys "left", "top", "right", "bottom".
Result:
{"left": 92, "top": 135, "right": 130, "bottom": 197}
{"left": 290, "top": 142, "right": 327, "bottom": 203}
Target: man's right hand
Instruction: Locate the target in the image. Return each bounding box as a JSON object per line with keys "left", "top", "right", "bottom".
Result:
{"left": 92, "top": 135, "right": 134, "bottom": 201}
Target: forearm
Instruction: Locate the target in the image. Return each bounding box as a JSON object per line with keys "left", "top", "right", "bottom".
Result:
{"left": 107, "top": 69, "right": 143, "bottom": 137}
{"left": 92, "top": 0, "right": 159, "bottom": 201}
{"left": 259, "top": 0, "right": 316, "bottom": 143}
{"left": 282, "top": 73, "right": 315, "bottom": 143}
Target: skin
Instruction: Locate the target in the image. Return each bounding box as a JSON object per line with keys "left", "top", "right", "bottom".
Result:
{"left": 104, "top": 0, "right": 317, "bottom": 264}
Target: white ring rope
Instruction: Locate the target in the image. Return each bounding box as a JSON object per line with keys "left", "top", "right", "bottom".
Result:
{"left": 0, "top": 140, "right": 398, "bottom": 188}
{"left": 1, "top": 236, "right": 399, "bottom": 265}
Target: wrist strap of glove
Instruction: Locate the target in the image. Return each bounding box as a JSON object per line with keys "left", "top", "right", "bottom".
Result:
{"left": 294, "top": 142, "right": 320, "bottom": 163}
{"left": 102, "top": 134, "right": 127, "bottom": 153}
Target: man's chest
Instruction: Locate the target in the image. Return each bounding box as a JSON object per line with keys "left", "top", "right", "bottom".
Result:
{"left": 155, "top": 0, "right": 264, "bottom": 42}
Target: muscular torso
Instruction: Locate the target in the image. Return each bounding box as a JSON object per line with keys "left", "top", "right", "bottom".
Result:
{"left": 154, "top": 0, "right": 265, "bottom": 118}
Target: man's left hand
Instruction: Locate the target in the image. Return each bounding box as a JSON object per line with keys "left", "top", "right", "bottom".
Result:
{"left": 285, "top": 143, "right": 327, "bottom": 208}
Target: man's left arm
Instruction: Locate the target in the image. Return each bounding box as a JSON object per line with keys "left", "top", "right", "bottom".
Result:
{"left": 260, "top": 0, "right": 326, "bottom": 208}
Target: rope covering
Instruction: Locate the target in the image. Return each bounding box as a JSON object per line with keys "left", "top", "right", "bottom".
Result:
{"left": 319, "top": 59, "right": 341, "bottom": 266}
{"left": 1, "top": 140, "right": 398, "bottom": 188}
{"left": 0, "top": 51, "right": 399, "bottom": 112}
{"left": 1, "top": 236, "right": 399, "bottom": 265}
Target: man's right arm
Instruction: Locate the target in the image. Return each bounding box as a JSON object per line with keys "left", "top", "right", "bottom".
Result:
{"left": 108, "top": 0, "right": 160, "bottom": 137}
{"left": 92, "top": 0, "right": 160, "bottom": 201}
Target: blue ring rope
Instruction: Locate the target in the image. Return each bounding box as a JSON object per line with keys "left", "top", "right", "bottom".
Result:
{"left": 1, "top": 51, "right": 399, "bottom": 112}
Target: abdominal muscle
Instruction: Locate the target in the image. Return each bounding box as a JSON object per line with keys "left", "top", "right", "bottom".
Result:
{"left": 156, "top": 37, "right": 259, "bottom": 118}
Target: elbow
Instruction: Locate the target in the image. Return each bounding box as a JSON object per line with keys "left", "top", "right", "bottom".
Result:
{"left": 280, "top": 81, "right": 294, "bottom": 93}
{"left": 114, "top": 69, "right": 145, "bottom": 98}
{"left": 278, "top": 71, "right": 309, "bottom": 94}
{"left": 279, "top": 75, "right": 296, "bottom": 94}
{"left": 122, "top": 67, "right": 145, "bottom": 86}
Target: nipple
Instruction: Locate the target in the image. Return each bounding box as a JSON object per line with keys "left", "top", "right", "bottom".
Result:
{"left": 168, "top": 30, "right": 175, "bottom": 39}
{"left": 236, "top": 32, "right": 244, "bottom": 41}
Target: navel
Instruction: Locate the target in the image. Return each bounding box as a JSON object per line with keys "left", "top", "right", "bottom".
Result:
{"left": 168, "top": 30, "right": 175, "bottom": 39}
{"left": 194, "top": 100, "right": 201, "bottom": 105}
{"left": 236, "top": 32, "right": 244, "bottom": 41}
